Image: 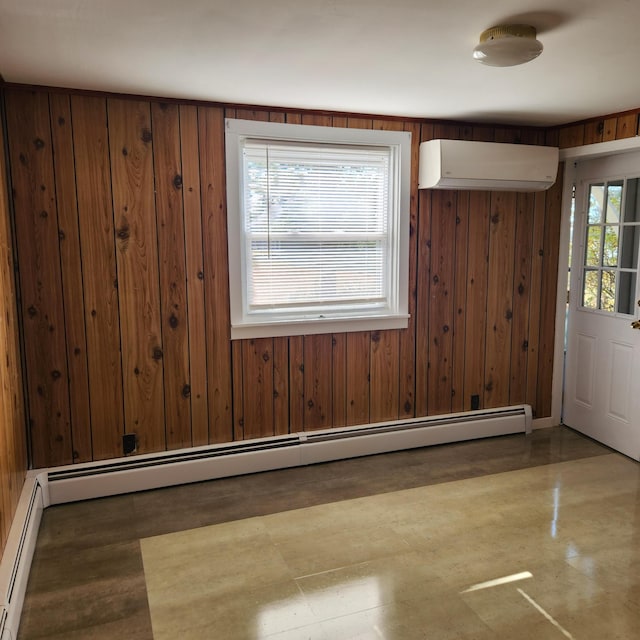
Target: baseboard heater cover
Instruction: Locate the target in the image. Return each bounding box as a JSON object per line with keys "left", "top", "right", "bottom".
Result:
{"left": 0, "top": 476, "right": 44, "bottom": 640}
{"left": 43, "top": 405, "right": 532, "bottom": 505}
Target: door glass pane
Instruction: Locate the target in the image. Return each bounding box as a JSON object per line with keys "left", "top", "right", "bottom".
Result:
{"left": 624, "top": 178, "right": 640, "bottom": 222}
{"left": 583, "top": 270, "right": 598, "bottom": 309}
{"left": 588, "top": 184, "right": 604, "bottom": 223}
{"left": 621, "top": 224, "right": 640, "bottom": 269}
{"left": 617, "top": 271, "right": 637, "bottom": 315}
{"left": 602, "top": 225, "right": 619, "bottom": 266}
{"left": 585, "top": 226, "right": 602, "bottom": 266}
{"left": 581, "top": 178, "right": 639, "bottom": 315}
{"left": 605, "top": 181, "right": 623, "bottom": 223}
{"left": 600, "top": 270, "right": 616, "bottom": 311}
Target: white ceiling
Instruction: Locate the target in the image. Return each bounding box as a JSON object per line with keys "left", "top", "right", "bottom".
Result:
{"left": 1, "top": 0, "right": 639, "bottom": 127}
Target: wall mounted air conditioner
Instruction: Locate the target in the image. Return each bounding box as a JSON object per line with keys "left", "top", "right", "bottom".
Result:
{"left": 419, "top": 139, "right": 559, "bottom": 192}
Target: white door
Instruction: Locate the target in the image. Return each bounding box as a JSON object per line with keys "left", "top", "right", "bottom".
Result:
{"left": 564, "top": 152, "right": 640, "bottom": 461}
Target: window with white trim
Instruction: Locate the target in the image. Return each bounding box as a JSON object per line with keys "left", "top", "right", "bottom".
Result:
{"left": 225, "top": 119, "right": 411, "bottom": 339}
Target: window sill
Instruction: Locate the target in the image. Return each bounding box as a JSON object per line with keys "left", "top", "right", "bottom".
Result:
{"left": 230, "top": 314, "right": 410, "bottom": 340}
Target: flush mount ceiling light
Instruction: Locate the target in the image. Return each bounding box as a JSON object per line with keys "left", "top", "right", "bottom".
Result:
{"left": 473, "top": 24, "right": 543, "bottom": 67}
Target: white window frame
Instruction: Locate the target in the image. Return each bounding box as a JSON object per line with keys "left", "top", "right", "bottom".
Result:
{"left": 225, "top": 118, "right": 411, "bottom": 340}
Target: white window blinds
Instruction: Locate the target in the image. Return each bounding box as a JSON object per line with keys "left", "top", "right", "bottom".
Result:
{"left": 242, "top": 141, "right": 391, "bottom": 314}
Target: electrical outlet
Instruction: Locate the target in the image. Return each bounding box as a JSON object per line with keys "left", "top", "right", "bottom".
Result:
{"left": 471, "top": 395, "right": 480, "bottom": 410}
{"left": 123, "top": 433, "right": 136, "bottom": 455}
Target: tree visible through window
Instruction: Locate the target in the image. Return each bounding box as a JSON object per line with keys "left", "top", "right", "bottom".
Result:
{"left": 582, "top": 178, "right": 640, "bottom": 314}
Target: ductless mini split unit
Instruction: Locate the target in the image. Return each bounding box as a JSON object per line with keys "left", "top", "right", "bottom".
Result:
{"left": 419, "top": 139, "right": 559, "bottom": 192}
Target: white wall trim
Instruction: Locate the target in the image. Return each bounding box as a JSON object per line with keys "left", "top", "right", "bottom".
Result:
{"left": 551, "top": 161, "right": 576, "bottom": 427}
{"left": 532, "top": 416, "right": 559, "bottom": 430}
{"left": 559, "top": 135, "right": 640, "bottom": 161}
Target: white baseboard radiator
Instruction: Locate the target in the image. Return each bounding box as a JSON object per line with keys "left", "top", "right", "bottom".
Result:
{"left": 0, "top": 477, "right": 45, "bottom": 640}
{"left": 41, "top": 404, "right": 532, "bottom": 506}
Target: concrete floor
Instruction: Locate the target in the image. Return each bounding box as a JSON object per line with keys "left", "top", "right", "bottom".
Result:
{"left": 18, "top": 427, "right": 640, "bottom": 639}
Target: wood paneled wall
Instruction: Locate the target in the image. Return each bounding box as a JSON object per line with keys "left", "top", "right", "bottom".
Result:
{"left": 554, "top": 109, "right": 640, "bottom": 148}
{"left": 3, "top": 87, "right": 564, "bottom": 468}
{"left": 0, "top": 100, "right": 28, "bottom": 557}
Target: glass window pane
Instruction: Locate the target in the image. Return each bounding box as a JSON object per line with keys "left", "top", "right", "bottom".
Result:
{"left": 585, "top": 226, "right": 602, "bottom": 266}
{"left": 621, "top": 224, "right": 640, "bottom": 269}
{"left": 582, "top": 270, "right": 598, "bottom": 309}
{"left": 624, "top": 178, "right": 640, "bottom": 223}
{"left": 602, "top": 225, "right": 619, "bottom": 267}
{"left": 605, "top": 181, "right": 623, "bottom": 223}
{"left": 588, "top": 184, "right": 604, "bottom": 224}
{"left": 600, "top": 270, "right": 616, "bottom": 312}
{"left": 617, "top": 271, "right": 637, "bottom": 315}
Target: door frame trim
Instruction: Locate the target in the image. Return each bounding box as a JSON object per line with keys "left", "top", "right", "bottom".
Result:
{"left": 554, "top": 136, "right": 640, "bottom": 427}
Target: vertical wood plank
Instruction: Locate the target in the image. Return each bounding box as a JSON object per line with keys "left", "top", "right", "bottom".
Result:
{"left": 285, "top": 113, "right": 302, "bottom": 125}
{"left": 583, "top": 120, "right": 604, "bottom": 145}
{"left": 303, "top": 334, "right": 333, "bottom": 430}
{"left": 289, "top": 336, "right": 305, "bottom": 431}
{"left": 179, "top": 104, "right": 209, "bottom": 445}
{"left": 519, "top": 129, "right": 545, "bottom": 145}
{"left": 346, "top": 332, "right": 370, "bottom": 426}
{"left": 347, "top": 117, "right": 373, "bottom": 129}
{"left": 108, "top": 98, "right": 166, "bottom": 453}
{"left": 493, "top": 128, "right": 519, "bottom": 143}
{"left": 415, "top": 123, "right": 434, "bottom": 417}
{"left": 603, "top": 118, "right": 617, "bottom": 142}
{"left": 273, "top": 336, "right": 290, "bottom": 435}
{"left": 242, "top": 338, "right": 274, "bottom": 438}
{"left": 235, "top": 109, "right": 269, "bottom": 122}
{"left": 399, "top": 121, "right": 420, "bottom": 418}
{"left": 536, "top": 173, "right": 563, "bottom": 417}
{"left": 558, "top": 124, "right": 585, "bottom": 149}
{"left": 471, "top": 126, "right": 494, "bottom": 142}
{"left": 231, "top": 341, "right": 244, "bottom": 440}
{"left": 428, "top": 190, "right": 456, "bottom": 415}
{"left": 370, "top": 330, "right": 400, "bottom": 422}
{"left": 451, "top": 192, "right": 469, "bottom": 412}
{"left": 545, "top": 129, "right": 560, "bottom": 147}
{"left": 484, "top": 192, "right": 517, "bottom": 408}
{"left": 434, "top": 123, "right": 462, "bottom": 139}
{"left": 49, "top": 92, "right": 92, "bottom": 462}
{"left": 331, "top": 334, "right": 347, "bottom": 427}
{"left": 70, "top": 95, "right": 124, "bottom": 460}
{"left": 198, "top": 106, "right": 232, "bottom": 442}
{"left": 301, "top": 114, "right": 333, "bottom": 127}
{"left": 0, "top": 110, "right": 27, "bottom": 552}
{"left": 151, "top": 102, "right": 191, "bottom": 449}
{"left": 463, "top": 192, "right": 490, "bottom": 410}
{"left": 525, "top": 192, "right": 547, "bottom": 415}
{"left": 615, "top": 113, "right": 638, "bottom": 139}
{"left": 509, "top": 193, "right": 535, "bottom": 405}
{"left": 5, "top": 90, "right": 72, "bottom": 467}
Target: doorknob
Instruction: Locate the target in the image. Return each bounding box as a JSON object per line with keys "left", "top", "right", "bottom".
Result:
{"left": 632, "top": 320, "right": 640, "bottom": 330}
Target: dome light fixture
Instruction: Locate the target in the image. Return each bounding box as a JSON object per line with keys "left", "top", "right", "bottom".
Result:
{"left": 473, "top": 24, "right": 543, "bottom": 67}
